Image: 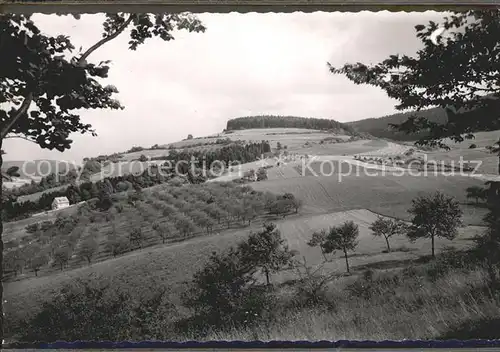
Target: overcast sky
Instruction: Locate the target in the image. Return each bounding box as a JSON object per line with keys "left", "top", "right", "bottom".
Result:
{"left": 4, "top": 11, "right": 446, "bottom": 163}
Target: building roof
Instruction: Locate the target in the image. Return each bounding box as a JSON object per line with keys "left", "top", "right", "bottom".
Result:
{"left": 52, "top": 196, "right": 69, "bottom": 204}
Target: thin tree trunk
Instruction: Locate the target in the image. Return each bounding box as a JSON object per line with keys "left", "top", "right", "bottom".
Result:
{"left": 344, "top": 248, "right": 350, "bottom": 273}
{"left": 384, "top": 236, "right": 391, "bottom": 252}
{"left": 320, "top": 247, "right": 328, "bottom": 262}
{"left": 431, "top": 234, "right": 435, "bottom": 258}
{"left": 265, "top": 268, "right": 270, "bottom": 286}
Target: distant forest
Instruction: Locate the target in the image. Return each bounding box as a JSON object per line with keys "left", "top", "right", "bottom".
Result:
{"left": 226, "top": 115, "right": 356, "bottom": 134}
{"left": 349, "top": 102, "right": 500, "bottom": 141}
{"left": 348, "top": 108, "right": 447, "bottom": 141}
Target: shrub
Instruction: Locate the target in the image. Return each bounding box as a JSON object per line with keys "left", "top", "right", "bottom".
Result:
{"left": 17, "top": 278, "right": 174, "bottom": 342}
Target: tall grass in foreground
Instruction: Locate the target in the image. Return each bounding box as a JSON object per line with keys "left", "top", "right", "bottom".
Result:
{"left": 204, "top": 267, "right": 500, "bottom": 341}
{"left": 9, "top": 250, "right": 500, "bottom": 342}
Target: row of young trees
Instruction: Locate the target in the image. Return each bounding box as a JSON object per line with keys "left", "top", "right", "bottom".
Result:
{"left": 4, "top": 211, "right": 99, "bottom": 277}
{"left": 4, "top": 181, "right": 303, "bottom": 279}
{"left": 225, "top": 115, "right": 356, "bottom": 134}
{"left": 308, "top": 192, "right": 463, "bottom": 273}
{"left": 103, "top": 185, "right": 303, "bottom": 260}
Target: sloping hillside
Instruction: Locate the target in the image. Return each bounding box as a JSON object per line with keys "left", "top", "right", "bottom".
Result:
{"left": 226, "top": 115, "right": 356, "bottom": 135}
{"left": 348, "top": 108, "right": 447, "bottom": 141}
{"left": 349, "top": 98, "right": 500, "bottom": 142}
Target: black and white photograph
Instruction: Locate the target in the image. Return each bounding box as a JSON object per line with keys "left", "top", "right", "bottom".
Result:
{"left": 2, "top": 8, "right": 500, "bottom": 343}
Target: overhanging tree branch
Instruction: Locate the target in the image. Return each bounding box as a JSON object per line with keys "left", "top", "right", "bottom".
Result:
{"left": 1, "top": 14, "right": 135, "bottom": 141}
{"left": 78, "top": 14, "right": 134, "bottom": 65}
{"left": 0, "top": 92, "right": 33, "bottom": 140}
{"left": 4, "top": 134, "right": 37, "bottom": 144}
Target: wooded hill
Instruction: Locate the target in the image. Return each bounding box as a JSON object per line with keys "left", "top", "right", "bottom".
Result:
{"left": 348, "top": 108, "right": 447, "bottom": 141}
{"left": 349, "top": 97, "right": 500, "bottom": 142}
{"left": 226, "top": 115, "right": 356, "bottom": 135}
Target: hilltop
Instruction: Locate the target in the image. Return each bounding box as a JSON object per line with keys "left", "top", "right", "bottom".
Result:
{"left": 226, "top": 115, "right": 358, "bottom": 136}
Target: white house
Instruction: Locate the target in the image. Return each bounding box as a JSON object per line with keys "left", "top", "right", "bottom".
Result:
{"left": 51, "top": 196, "right": 70, "bottom": 210}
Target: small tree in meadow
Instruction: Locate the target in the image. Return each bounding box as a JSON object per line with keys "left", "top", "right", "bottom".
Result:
{"left": 78, "top": 237, "right": 99, "bottom": 265}
{"left": 129, "top": 227, "right": 145, "bottom": 249}
{"left": 106, "top": 234, "right": 129, "bottom": 257}
{"left": 152, "top": 221, "right": 174, "bottom": 244}
{"left": 466, "top": 186, "right": 487, "bottom": 204}
{"left": 53, "top": 247, "right": 71, "bottom": 271}
{"left": 369, "top": 216, "right": 407, "bottom": 253}
{"left": 309, "top": 221, "right": 359, "bottom": 273}
{"left": 407, "top": 192, "right": 463, "bottom": 258}
{"left": 307, "top": 229, "right": 329, "bottom": 261}
{"left": 25, "top": 223, "right": 40, "bottom": 235}
{"left": 173, "top": 214, "right": 197, "bottom": 237}
{"left": 238, "top": 222, "right": 296, "bottom": 286}
{"left": 190, "top": 210, "right": 215, "bottom": 234}
{"left": 30, "top": 253, "right": 48, "bottom": 276}
{"left": 256, "top": 167, "right": 268, "bottom": 181}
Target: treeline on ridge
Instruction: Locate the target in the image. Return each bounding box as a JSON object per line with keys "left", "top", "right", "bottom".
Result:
{"left": 152, "top": 141, "right": 271, "bottom": 166}
{"left": 225, "top": 115, "right": 356, "bottom": 134}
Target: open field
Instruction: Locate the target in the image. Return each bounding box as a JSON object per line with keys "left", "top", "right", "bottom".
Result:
{"left": 252, "top": 172, "right": 489, "bottom": 225}
{"left": 3, "top": 177, "right": 36, "bottom": 189}
{"left": 16, "top": 183, "right": 71, "bottom": 203}
{"left": 223, "top": 128, "right": 351, "bottom": 150}
{"left": 295, "top": 139, "right": 389, "bottom": 156}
